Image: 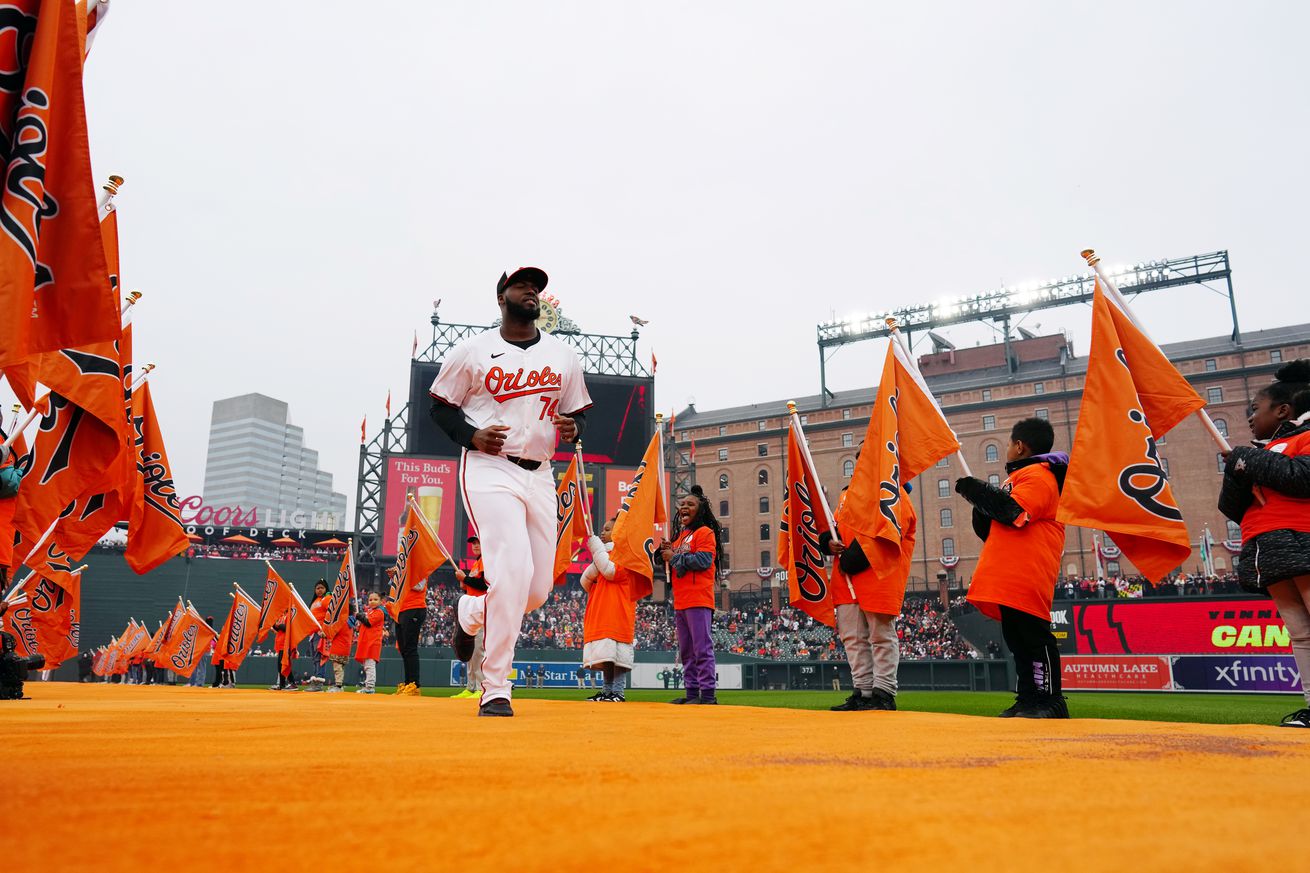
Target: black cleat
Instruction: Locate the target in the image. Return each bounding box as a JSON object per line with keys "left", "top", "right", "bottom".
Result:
{"left": 688, "top": 696, "right": 718, "bottom": 705}
{"left": 452, "top": 601, "right": 475, "bottom": 662}
{"left": 1280, "top": 708, "right": 1310, "bottom": 728}
{"left": 998, "top": 694, "right": 1037, "bottom": 718}
{"left": 829, "top": 692, "right": 869, "bottom": 712}
{"left": 669, "top": 696, "right": 693, "bottom": 704}
{"left": 478, "top": 698, "right": 514, "bottom": 718}
{"left": 869, "top": 688, "right": 897, "bottom": 711}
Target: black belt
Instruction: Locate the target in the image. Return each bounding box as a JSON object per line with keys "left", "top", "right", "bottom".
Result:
{"left": 505, "top": 455, "right": 542, "bottom": 471}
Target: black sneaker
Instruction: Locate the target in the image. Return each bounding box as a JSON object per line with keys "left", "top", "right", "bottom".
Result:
{"left": 609, "top": 693, "right": 626, "bottom": 702}
{"left": 998, "top": 695, "right": 1037, "bottom": 718}
{"left": 1279, "top": 708, "right": 1310, "bottom": 728}
{"left": 478, "top": 698, "right": 514, "bottom": 718}
{"left": 688, "top": 696, "right": 718, "bottom": 705}
{"left": 830, "top": 692, "right": 869, "bottom": 712}
{"left": 452, "top": 600, "right": 475, "bottom": 662}
{"left": 869, "top": 688, "right": 898, "bottom": 711}
{"left": 669, "top": 696, "right": 693, "bottom": 704}
{"left": 1014, "top": 694, "right": 1070, "bottom": 719}
{"left": 586, "top": 691, "right": 607, "bottom": 701}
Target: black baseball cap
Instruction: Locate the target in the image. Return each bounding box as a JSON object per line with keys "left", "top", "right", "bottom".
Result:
{"left": 467, "top": 535, "right": 480, "bottom": 543}
{"left": 497, "top": 267, "right": 548, "bottom": 295}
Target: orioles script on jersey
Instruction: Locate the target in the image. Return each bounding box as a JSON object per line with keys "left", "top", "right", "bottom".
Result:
{"left": 485, "top": 366, "right": 563, "bottom": 400}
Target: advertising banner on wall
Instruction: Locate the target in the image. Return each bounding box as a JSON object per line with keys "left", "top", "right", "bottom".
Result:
{"left": 1061, "top": 656, "right": 1173, "bottom": 691}
{"left": 630, "top": 663, "right": 744, "bottom": 690}
{"left": 1169, "top": 655, "right": 1303, "bottom": 694}
{"left": 382, "top": 456, "right": 460, "bottom": 557}
{"left": 1053, "top": 599, "right": 1290, "bottom": 656}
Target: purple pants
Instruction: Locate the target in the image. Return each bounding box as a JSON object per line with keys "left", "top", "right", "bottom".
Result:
{"left": 675, "top": 607, "right": 716, "bottom": 698}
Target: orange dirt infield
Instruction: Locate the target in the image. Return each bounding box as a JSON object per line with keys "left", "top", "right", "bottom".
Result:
{"left": 5, "top": 684, "right": 1308, "bottom": 872}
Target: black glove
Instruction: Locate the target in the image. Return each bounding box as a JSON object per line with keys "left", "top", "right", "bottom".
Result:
{"left": 837, "top": 538, "right": 871, "bottom": 576}
{"left": 463, "top": 575, "right": 489, "bottom": 593}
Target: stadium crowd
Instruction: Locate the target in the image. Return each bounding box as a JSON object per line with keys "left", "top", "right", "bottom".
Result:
{"left": 1055, "top": 573, "right": 1245, "bottom": 599}
{"left": 414, "top": 584, "right": 977, "bottom": 661}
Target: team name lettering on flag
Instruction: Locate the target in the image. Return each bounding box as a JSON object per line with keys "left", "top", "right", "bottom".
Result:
{"left": 554, "top": 455, "right": 590, "bottom": 585}
{"left": 778, "top": 418, "right": 835, "bottom": 626}
{"left": 215, "top": 585, "right": 260, "bottom": 673}
{"left": 387, "top": 502, "right": 447, "bottom": 621}
{"left": 125, "top": 381, "right": 189, "bottom": 573}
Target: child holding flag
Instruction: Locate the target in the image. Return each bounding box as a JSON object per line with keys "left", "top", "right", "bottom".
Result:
{"left": 1219, "top": 360, "right": 1310, "bottom": 727}
{"left": 957, "top": 418, "right": 1068, "bottom": 719}
{"left": 581, "top": 517, "right": 637, "bottom": 701}
{"left": 352, "top": 591, "right": 386, "bottom": 694}
{"left": 658, "top": 487, "right": 724, "bottom": 705}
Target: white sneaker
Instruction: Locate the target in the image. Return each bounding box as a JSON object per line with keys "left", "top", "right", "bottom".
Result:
{"left": 356, "top": 687, "right": 375, "bottom": 694}
{"left": 324, "top": 686, "right": 343, "bottom": 693}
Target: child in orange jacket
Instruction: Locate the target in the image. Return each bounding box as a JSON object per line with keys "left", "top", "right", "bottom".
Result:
{"left": 581, "top": 517, "right": 638, "bottom": 701}
{"left": 658, "top": 486, "right": 724, "bottom": 705}
{"left": 957, "top": 417, "right": 1068, "bottom": 719}
{"left": 352, "top": 591, "right": 386, "bottom": 694}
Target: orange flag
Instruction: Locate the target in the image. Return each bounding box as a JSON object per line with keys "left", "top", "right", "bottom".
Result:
{"left": 215, "top": 586, "right": 261, "bottom": 672}
{"left": 554, "top": 456, "right": 590, "bottom": 585}
{"left": 150, "top": 599, "right": 185, "bottom": 666}
{"left": 11, "top": 341, "right": 126, "bottom": 568}
{"left": 280, "top": 583, "right": 322, "bottom": 675}
{"left": 1, "top": 594, "right": 41, "bottom": 659}
{"left": 0, "top": 0, "right": 117, "bottom": 369}
{"left": 124, "top": 381, "right": 189, "bottom": 573}
{"left": 1057, "top": 282, "right": 1204, "bottom": 581}
{"left": 23, "top": 568, "right": 80, "bottom": 669}
{"left": 255, "top": 566, "right": 293, "bottom": 642}
{"left": 42, "top": 208, "right": 134, "bottom": 560}
{"left": 164, "top": 609, "right": 217, "bottom": 679}
{"left": 777, "top": 418, "right": 835, "bottom": 626}
{"left": 386, "top": 502, "right": 447, "bottom": 621}
{"left": 842, "top": 338, "right": 959, "bottom": 574}
{"left": 610, "top": 431, "right": 667, "bottom": 601}
{"left": 322, "top": 546, "right": 356, "bottom": 641}
{"left": 141, "top": 620, "right": 166, "bottom": 663}
{"left": 22, "top": 534, "right": 79, "bottom": 592}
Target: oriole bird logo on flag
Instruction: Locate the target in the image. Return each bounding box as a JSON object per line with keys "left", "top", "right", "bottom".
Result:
{"left": 387, "top": 503, "right": 447, "bottom": 621}
{"left": 1057, "top": 281, "right": 1203, "bottom": 581}
{"left": 842, "top": 337, "right": 959, "bottom": 576}
{"left": 609, "top": 431, "right": 667, "bottom": 601}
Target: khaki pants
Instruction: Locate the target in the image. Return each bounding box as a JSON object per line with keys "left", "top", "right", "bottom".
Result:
{"left": 329, "top": 654, "right": 347, "bottom": 687}
{"left": 835, "top": 604, "right": 899, "bottom": 695}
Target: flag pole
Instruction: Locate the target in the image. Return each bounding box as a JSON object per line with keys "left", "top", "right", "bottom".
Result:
{"left": 884, "top": 318, "right": 974, "bottom": 478}
{"left": 573, "top": 441, "right": 595, "bottom": 538}
{"left": 786, "top": 401, "right": 837, "bottom": 533}
{"left": 128, "top": 362, "right": 156, "bottom": 393}
{"left": 1, "top": 395, "right": 51, "bottom": 454}
{"left": 1081, "top": 249, "right": 1232, "bottom": 454}
{"left": 97, "top": 174, "right": 123, "bottom": 221}
{"left": 121, "top": 289, "right": 141, "bottom": 317}
{"left": 655, "top": 413, "right": 674, "bottom": 594}
{"left": 3, "top": 518, "right": 61, "bottom": 599}
{"left": 406, "top": 494, "right": 452, "bottom": 561}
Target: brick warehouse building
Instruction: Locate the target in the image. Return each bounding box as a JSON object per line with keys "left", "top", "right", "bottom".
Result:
{"left": 670, "top": 323, "right": 1310, "bottom": 596}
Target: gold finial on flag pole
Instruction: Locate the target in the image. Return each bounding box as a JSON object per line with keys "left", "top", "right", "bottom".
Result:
{"left": 1080, "top": 249, "right": 1100, "bottom": 266}
{"left": 103, "top": 174, "right": 124, "bottom": 195}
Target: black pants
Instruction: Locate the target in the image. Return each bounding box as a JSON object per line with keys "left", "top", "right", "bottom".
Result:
{"left": 396, "top": 608, "right": 424, "bottom": 686}
{"left": 999, "top": 606, "right": 1061, "bottom": 698}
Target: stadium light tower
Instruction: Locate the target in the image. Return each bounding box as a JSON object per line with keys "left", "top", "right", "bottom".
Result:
{"left": 813, "top": 250, "right": 1237, "bottom": 404}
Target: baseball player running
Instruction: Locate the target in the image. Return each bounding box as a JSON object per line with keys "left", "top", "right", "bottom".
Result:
{"left": 430, "top": 267, "right": 595, "bottom": 717}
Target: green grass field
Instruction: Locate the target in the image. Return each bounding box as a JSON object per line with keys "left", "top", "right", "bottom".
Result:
{"left": 278, "top": 685, "right": 1301, "bottom": 725}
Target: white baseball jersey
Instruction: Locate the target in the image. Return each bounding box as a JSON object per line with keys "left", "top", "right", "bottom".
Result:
{"left": 430, "top": 329, "right": 592, "bottom": 462}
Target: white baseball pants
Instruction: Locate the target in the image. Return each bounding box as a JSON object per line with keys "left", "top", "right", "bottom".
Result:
{"left": 457, "top": 451, "right": 557, "bottom": 702}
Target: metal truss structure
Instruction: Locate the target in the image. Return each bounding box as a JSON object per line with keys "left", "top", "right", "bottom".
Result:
{"left": 815, "top": 250, "right": 1237, "bottom": 404}
{"left": 353, "top": 312, "right": 653, "bottom": 581}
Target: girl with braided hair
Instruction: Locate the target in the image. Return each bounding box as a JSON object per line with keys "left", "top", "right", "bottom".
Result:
{"left": 1220, "top": 359, "right": 1310, "bottom": 727}
{"left": 658, "top": 485, "right": 724, "bottom": 705}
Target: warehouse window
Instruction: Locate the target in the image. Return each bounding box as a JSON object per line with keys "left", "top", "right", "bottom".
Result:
{"left": 1271, "top": 350, "right": 1283, "bottom": 364}
{"left": 1213, "top": 417, "right": 1228, "bottom": 438}
{"left": 938, "top": 479, "right": 950, "bottom": 498}
{"left": 757, "top": 443, "right": 768, "bottom": 457}
{"left": 1035, "top": 408, "right": 1048, "bottom": 420}
{"left": 981, "top": 389, "right": 992, "bottom": 402}
{"left": 718, "top": 448, "right": 728, "bottom": 461}
{"left": 988, "top": 474, "right": 1001, "bottom": 487}
{"left": 942, "top": 538, "right": 955, "bottom": 557}
{"left": 843, "top": 459, "right": 855, "bottom": 478}
{"left": 718, "top": 425, "right": 726, "bottom": 436}
{"left": 721, "top": 528, "right": 730, "bottom": 544}
{"left": 985, "top": 444, "right": 1000, "bottom": 463}
{"left": 940, "top": 508, "right": 953, "bottom": 528}
{"left": 719, "top": 473, "right": 729, "bottom": 491}
{"left": 759, "top": 524, "right": 770, "bottom": 542}
{"left": 1205, "top": 358, "right": 1217, "bottom": 372}
{"left": 1207, "top": 386, "right": 1223, "bottom": 404}
{"left": 759, "top": 496, "right": 769, "bottom": 514}
{"left": 841, "top": 432, "right": 853, "bottom": 447}
{"left": 719, "top": 500, "right": 729, "bottom": 517}
{"left": 983, "top": 415, "right": 996, "bottom": 431}
{"left": 1034, "top": 382, "right": 1045, "bottom": 395}
{"left": 758, "top": 469, "right": 769, "bottom": 485}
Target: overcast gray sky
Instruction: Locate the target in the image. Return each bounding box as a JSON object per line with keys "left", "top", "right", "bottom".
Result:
{"left": 7, "top": 1, "right": 1304, "bottom": 519}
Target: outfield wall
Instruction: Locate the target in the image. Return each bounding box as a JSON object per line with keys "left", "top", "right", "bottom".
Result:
{"left": 1062, "top": 654, "right": 1301, "bottom": 693}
